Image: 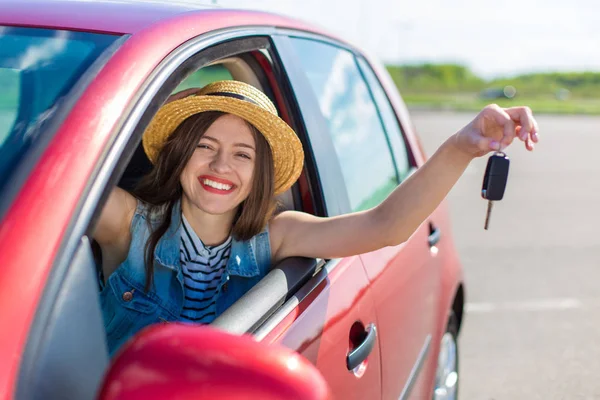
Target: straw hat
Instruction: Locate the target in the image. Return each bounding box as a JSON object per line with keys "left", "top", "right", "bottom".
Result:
{"left": 142, "top": 80, "right": 304, "bottom": 195}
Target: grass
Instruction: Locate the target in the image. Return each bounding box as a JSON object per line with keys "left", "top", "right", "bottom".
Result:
{"left": 401, "top": 92, "right": 600, "bottom": 115}
{"left": 3, "top": 62, "right": 600, "bottom": 115}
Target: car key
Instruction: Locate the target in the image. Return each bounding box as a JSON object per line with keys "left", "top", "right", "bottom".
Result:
{"left": 481, "top": 151, "right": 510, "bottom": 230}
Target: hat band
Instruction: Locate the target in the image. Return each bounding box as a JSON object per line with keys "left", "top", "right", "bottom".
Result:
{"left": 206, "top": 91, "right": 260, "bottom": 106}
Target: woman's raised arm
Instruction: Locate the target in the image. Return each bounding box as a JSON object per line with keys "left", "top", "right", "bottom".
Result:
{"left": 269, "top": 105, "right": 539, "bottom": 263}
{"left": 93, "top": 187, "right": 138, "bottom": 281}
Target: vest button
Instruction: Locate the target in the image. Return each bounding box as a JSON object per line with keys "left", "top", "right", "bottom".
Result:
{"left": 122, "top": 291, "right": 133, "bottom": 302}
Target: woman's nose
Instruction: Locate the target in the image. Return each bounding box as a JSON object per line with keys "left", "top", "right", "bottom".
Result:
{"left": 209, "top": 151, "right": 232, "bottom": 173}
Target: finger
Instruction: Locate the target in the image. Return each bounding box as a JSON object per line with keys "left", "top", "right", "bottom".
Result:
{"left": 482, "top": 136, "right": 501, "bottom": 152}
{"left": 481, "top": 105, "right": 515, "bottom": 149}
{"left": 489, "top": 106, "right": 516, "bottom": 149}
{"left": 515, "top": 126, "right": 526, "bottom": 143}
{"left": 505, "top": 106, "right": 538, "bottom": 143}
{"left": 525, "top": 136, "right": 535, "bottom": 151}
{"left": 515, "top": 125, "right": 537, "bottom": 145}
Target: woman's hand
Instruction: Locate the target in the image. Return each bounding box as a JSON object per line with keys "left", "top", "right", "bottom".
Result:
{"left": 452, "top": 104, "right": 540, "bottom": 158}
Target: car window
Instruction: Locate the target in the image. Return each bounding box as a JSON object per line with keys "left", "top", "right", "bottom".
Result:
{"left": 357, "top": 57, "right": 413, "bottom": 181}
{"left": 174, "top": 64, "right": 233, "bottom": 92}
{"left": 289, "top": 38, "right": 399, "bottom": 212}
{"left": 0, "top": 26, "right": 119, "bottom": 191}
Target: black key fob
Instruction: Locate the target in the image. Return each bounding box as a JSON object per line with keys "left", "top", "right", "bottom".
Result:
{"left": 481, "top": 152, "right": 510, "bottom": 201}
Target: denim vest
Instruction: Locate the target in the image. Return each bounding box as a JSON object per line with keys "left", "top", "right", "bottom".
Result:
{"left": 100, "top": 199, "right": 272, "bottom": 355}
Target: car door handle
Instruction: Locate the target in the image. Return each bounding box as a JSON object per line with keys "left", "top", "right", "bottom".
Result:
{"left": 346, "top": 323, "right": 377, "bottom": 371}
{"left": 428, "top": 225, "right": 441, "bottom": 247}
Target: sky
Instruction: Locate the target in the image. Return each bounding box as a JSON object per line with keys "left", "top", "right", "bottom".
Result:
{"left": 215, "top": 0, "right": 600, "bottom": 78}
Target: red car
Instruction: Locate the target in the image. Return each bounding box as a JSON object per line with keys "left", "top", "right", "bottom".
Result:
{"left": 0, "top": 1, "right": 465, "bottom": 399}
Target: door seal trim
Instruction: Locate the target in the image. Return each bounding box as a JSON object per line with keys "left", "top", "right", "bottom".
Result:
{"left": 253, "top": 258, "right": 335, "bottom": 341}
{"left": 399, "top": 334, "right": 432, "bottom": 400}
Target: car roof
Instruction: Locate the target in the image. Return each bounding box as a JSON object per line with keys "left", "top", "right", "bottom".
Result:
{"left": 0, "top": 0, "right": 322, "bottom": 35}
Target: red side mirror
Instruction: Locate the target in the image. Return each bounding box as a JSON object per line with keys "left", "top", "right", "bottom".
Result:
{"left": 98, "top": 324, "right": 331, "bottom": 400}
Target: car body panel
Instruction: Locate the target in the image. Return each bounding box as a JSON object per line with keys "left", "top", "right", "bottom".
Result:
{"left": 359, "top": 53, "right": 465, "bottom": 398}
{"left": 266, "top": 257, "right": 382, "bottom": 399}
{"left": 0, "top": 0, "right": 200, "bottom": 34}
{"left": 0, "top": 6, "right": 352, "bottom": 394}
{"left": 410, "top": 201, "right": 465, "bottom": 400}
{"left": 0, "top": 0, "right": 337, "bottom": 38}
{"left": 360, "top": 226, "right": 440, "bottom": 399}
{"left": 0, "top": 2, "right": 464, "bottom": 399}
{"left": 0, "top": 11, "right": 331, "bottom": 399}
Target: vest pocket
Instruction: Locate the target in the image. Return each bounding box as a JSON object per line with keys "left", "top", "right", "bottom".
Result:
{"left": 101, "top": 273, "right": 161, "bottom": 354}
{"left": 109, "top": 273, "right": 159, "bottom": 314}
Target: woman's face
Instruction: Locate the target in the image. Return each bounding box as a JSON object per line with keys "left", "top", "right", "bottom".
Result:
{"left": 180, "top": 113, "right": 256, "bottom": 217}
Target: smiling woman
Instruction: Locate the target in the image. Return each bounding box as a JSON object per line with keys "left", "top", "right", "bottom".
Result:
{"left": 95, "top": 80, "right": 296, "bottom": 355}
{"left": 134, "top": 111, "right": 276, "bottom": 289}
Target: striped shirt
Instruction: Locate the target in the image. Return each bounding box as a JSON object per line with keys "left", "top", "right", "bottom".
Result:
{"left": 179, "top": 215, "right": 232, "bottom": 323}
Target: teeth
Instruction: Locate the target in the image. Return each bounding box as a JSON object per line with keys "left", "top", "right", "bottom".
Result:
{"left": 203, "top": 179, "right": 232, "bottom": 191}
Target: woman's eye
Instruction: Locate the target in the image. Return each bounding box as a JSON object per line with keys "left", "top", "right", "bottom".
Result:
{"left": 236, "top": 153, "right": 252, "bottom": 160}
{"left": 197, "top": 144, "right": 212, "bottom": 150}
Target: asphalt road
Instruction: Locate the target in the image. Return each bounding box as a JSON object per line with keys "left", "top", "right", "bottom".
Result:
{"left": 411, "top": 110, "right": 600, "bottom": 400}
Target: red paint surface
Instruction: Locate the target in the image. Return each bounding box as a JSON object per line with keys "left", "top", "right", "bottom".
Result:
{"left": 272, "top": 257, "right": 382, "bottom": 399}
{"left": 0, "top": 2, "right": 464, "bottom": 399}
{"left": 0, "top": 0, "right": 344, "bottom": 40}
{"left": 0, "top": 7, "right": 348, "bottom": 398}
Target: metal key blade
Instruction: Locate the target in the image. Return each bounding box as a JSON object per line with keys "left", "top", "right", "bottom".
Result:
{"left": 484, "top": 201, "right": 493, "bottom": 230}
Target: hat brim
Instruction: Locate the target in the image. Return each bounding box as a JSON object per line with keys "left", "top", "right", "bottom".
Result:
{"left": 143, "top": 95, "right": 304, "bottom": 195}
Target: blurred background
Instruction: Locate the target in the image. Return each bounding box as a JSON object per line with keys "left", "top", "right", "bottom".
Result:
{"left": 215, "top": 0, "right": 600, "bottom": 114}
{"left": 208, "top": 1, "right": 600, "bottom": 399}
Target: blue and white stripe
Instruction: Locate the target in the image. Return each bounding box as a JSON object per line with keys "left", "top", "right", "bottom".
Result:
{"left": 179, "top": 214, "right": 231, "bottom": 323}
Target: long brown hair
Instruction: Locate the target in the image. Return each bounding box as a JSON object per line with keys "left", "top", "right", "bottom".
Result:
{"left": 134, "top": 111, "right": 276, "bottom": 291}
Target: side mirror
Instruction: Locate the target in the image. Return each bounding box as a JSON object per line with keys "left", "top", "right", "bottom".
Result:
{"left": 98, "top": 324, "right": 331, "bottom": 400}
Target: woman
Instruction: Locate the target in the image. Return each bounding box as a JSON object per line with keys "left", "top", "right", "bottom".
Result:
{"left": 95, "top": 80, "right": 539, "bottom": 355}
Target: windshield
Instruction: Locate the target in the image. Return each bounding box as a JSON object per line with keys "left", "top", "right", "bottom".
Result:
{"left": 0, "top": 26, "right": 120, "bottom": 191}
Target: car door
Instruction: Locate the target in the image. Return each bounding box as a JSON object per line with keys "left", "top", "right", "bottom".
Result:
{"left": 242, "top": 34, "right": 383, "bottom": 400}
{"left": 7, "top": 20, "right": 383, "bottom": 400}
{"left": 354, "top": 55, "right": 444, "bottom": 399}
{"left": 279, "top": 35, "right": 442, "bottom": 399}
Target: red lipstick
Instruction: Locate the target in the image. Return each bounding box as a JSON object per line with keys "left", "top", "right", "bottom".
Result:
{"left": 198, "top": 175, "right": 236, "bottom": 195}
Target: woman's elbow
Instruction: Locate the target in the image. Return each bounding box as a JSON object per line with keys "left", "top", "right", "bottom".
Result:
{"left": 369, "top": 206, "right": 408, "bottom": 248}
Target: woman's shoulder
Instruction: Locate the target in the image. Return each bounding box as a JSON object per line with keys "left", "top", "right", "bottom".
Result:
{"left": 128, "top": 200, "right": 180, "bottom": 240}
{"left": 134, "top": 200, "right": 171, "bottom": 223}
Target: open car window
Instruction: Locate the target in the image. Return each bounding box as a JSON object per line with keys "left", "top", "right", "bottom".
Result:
{"left": 109, "top": 42, "right": 316, "bottom": 335}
